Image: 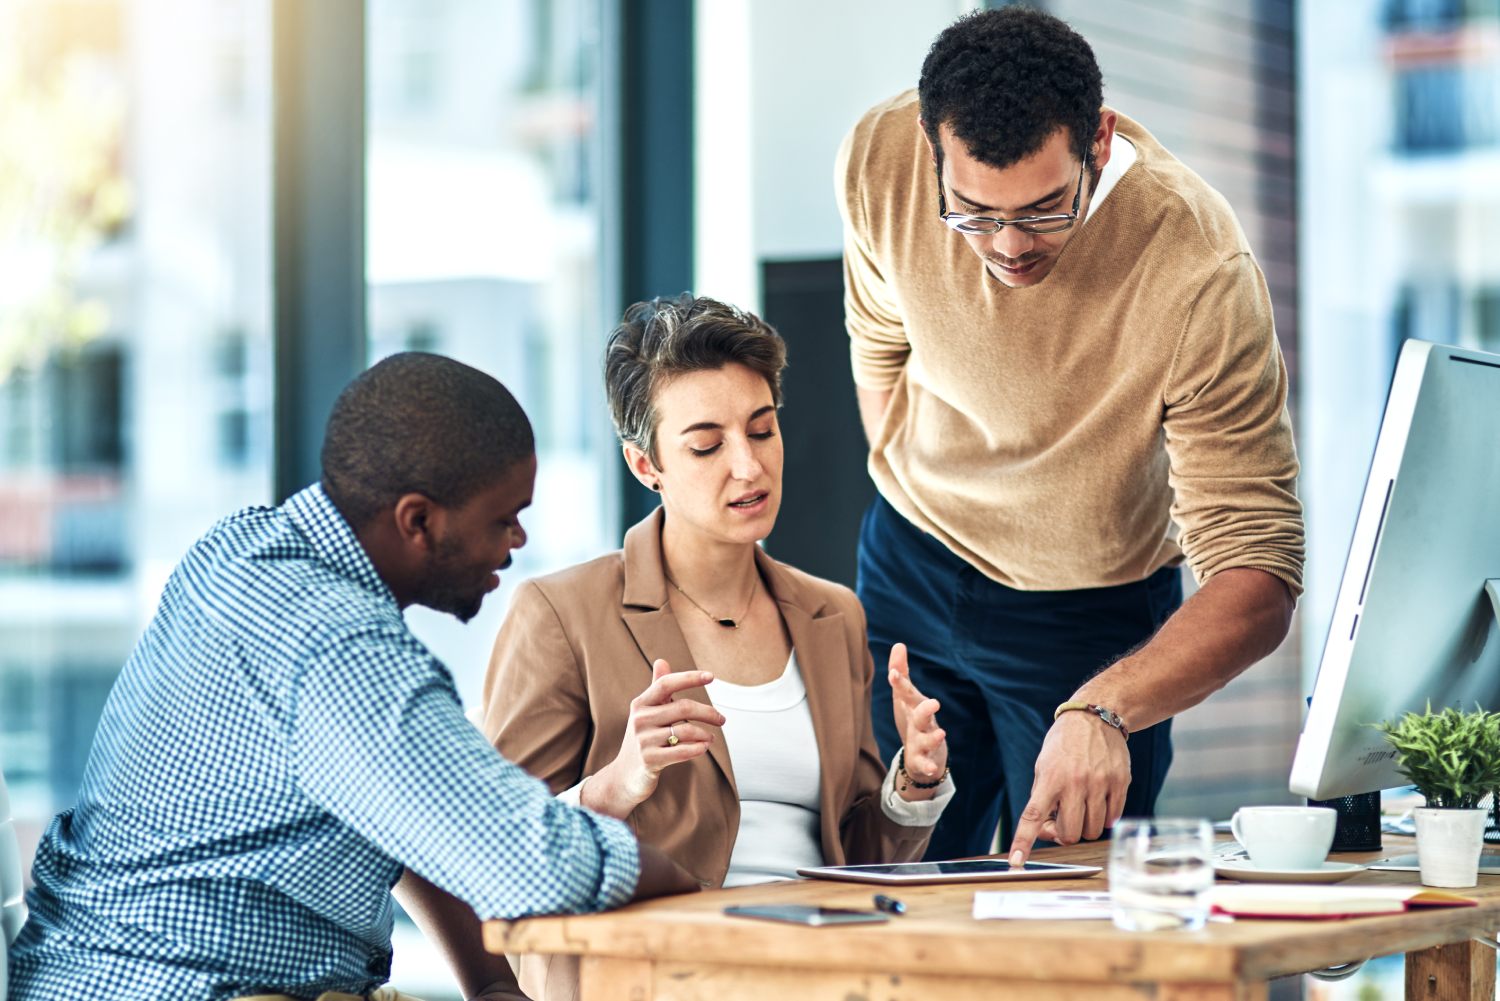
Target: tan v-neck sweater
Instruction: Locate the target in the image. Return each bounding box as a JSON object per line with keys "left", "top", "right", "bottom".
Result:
{"left": 836, "top": 92, "right": 1304, "bottom": 595}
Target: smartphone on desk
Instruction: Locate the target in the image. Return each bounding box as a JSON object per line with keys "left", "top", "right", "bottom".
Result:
{"left": 722, "top": 904, "right": 889, "bottom": 927}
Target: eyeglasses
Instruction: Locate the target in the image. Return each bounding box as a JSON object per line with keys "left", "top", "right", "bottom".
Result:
{"left": 935, "top": 157, "right": 1086, "bottom": 236}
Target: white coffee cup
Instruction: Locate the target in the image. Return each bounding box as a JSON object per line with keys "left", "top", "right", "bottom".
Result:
{"left": 1229, "top": 805, "right": 1336, "bottom": 871}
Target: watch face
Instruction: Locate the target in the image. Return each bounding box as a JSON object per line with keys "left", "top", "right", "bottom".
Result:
{"left": 1056, "top": 702, "right": 1125, "bottom": 737}
{"left": 1091, "top": 705, "right": 1123, "bottom": 729}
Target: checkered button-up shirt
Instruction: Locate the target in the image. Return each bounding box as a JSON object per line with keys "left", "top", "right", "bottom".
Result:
{"left": 9, "top": 484, "right": 639, "bottom": 1001}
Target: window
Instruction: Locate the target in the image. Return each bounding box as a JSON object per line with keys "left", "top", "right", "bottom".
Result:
{"left": 366, "top": 4, "right": 615, "bottom": 993}
{"left": 1301, "top": 0, "right": 1500, "bottom": 665}
{"left": 367, "top": 0, "right": 616, "bottom": 712}
{"left": 0, "top": 0, "right": 272, "bottom": 841}
{"left": 3, "top": 4, "right": 624, "bottom": 996}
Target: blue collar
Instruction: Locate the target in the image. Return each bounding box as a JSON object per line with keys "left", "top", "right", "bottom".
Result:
{"left": 284, "top": 484, "right": 395, "bottom": 605}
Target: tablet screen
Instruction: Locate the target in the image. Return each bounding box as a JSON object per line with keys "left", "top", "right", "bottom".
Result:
{"left": 838, "top": 860, "right": 1073, "bottom": 876}
{"left": 796, "top": 859, "right": 1102, "bottom": 884}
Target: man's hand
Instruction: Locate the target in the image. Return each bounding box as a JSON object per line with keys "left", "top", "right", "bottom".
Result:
{"left": 1007, "top": 711, "right": 1130, "bottom": 867}
{"left": 1005, "top": 568, "right": 1295, "bottom": 867}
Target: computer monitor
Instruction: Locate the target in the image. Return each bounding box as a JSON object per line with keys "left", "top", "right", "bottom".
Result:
{"left": 1289, "top": 339, "right": 1500, "bottom": 800}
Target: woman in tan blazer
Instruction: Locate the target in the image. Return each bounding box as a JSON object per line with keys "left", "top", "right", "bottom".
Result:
{"left": 481, "top": 295, "right": 953, "bottom": 999}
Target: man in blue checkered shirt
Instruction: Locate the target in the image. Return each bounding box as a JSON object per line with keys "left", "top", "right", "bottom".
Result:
{"left": 8, "top": 355, "right": 697, "bottom": 1001}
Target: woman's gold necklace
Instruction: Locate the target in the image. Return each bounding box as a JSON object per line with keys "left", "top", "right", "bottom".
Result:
{"left": 667, "top": 573, "right": 759, "bottom": 629}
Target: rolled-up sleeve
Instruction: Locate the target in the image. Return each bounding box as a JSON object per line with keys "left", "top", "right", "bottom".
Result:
{"left": 1163, "top": 252, "right": 1305, "bottom": 597}
{"left": 288, "top": 624, "right": 639, "bottom": 919}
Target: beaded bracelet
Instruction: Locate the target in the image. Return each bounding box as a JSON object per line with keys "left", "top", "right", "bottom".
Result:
{"left": 896, "top": 747, "right": 949, "bottom": 790}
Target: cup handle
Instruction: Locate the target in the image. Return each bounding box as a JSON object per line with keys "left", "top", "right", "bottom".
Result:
{"left": 1229, "top": 810, "right": 1244, "bottom": 848}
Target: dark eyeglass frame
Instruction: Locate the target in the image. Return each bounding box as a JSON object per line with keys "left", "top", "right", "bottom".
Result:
{"left": 934, "top": 155, "right": 1087, "bottom": 236}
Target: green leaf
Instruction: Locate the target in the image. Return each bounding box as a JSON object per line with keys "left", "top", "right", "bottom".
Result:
{"left": 1372, "top": 704, "right": 1500, "bottom": 809}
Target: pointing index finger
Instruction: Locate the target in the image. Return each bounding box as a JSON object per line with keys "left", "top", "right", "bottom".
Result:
{"left": 648, "top": 668, "right": 715, "bottom": 703}
{"left": 1008, "top": 800, "right": 1049, "bottom": 869}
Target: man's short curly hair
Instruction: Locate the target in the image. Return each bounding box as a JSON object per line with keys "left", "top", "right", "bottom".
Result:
{"left": 321, "top": 352, "right": 534, "bottom": 527}
{"left": 919, "top": 7, "right": 1102, "bottom": 169}
{"left": 604, "top": 294, "right": 786, "bottom": 466}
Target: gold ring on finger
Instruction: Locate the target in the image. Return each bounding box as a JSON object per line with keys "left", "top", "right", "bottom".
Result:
{"left": 666, "top": 723, "right": 680, "bottom": 747}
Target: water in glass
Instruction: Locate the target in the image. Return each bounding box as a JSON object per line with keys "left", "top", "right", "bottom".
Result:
{"left": 1109, "top": 817, "right": 1214, "bottom": 932}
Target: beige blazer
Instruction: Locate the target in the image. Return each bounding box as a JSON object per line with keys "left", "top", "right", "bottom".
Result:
{"left": 480, "top": 508, "right": 933, "bottom": 890}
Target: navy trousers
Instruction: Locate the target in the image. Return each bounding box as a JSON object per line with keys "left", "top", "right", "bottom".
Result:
{"left": 859, "top": 494, "right": 1181, "bottom": 860}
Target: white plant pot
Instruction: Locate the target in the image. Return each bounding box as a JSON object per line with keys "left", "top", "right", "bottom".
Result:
{"left": 1414, "top": 807, "right": 1488, "bottom": 888}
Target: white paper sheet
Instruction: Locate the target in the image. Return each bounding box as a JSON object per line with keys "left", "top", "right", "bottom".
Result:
{"left": 971, "top": 891, "right": 1114, "bottom": 920}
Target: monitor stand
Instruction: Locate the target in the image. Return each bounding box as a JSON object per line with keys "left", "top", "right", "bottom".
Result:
{"left": 1371, "top": 853, "right": 1500, "bottom": 875}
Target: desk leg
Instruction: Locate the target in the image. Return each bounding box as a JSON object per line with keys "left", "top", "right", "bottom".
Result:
{"left": 578, "top": 956, "right": 652, "bottom": 1001}
{"left": 1404, "top": 939, "right": 1496, "bottom": 1001}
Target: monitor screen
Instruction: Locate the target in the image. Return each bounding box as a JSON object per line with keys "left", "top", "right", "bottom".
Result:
{"left": 1290, "top": 339, "right": 1500, "bottom": 799}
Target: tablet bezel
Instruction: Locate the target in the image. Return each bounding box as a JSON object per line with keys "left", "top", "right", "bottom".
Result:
{"left": 795, "top": 859, "right": 1103, "bottom": 885}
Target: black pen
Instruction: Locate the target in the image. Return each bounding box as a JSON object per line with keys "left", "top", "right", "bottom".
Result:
{"left": 873, "top": 893, "right": 906, "bottom": 916}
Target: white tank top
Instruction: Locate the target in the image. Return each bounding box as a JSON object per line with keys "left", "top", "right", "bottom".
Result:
{"left": 706, "top": 651, "right": 824, "bottom": 887}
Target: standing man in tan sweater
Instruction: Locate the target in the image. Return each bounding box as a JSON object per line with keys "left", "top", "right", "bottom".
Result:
{"left": 837, "top": 7, "right": 1304, "bottom": 865}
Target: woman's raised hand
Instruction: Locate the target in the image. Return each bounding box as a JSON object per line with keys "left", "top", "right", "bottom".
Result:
{"left": 583, "top": 659, "right": 724, "bottom": 819}
{"left": 887, "top": 642, "right": 949, "bottom": 800}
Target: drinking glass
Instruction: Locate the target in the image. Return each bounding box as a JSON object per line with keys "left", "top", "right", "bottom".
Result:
{"left": 1109, "top": 817, "right": 1214, "bottom": 931}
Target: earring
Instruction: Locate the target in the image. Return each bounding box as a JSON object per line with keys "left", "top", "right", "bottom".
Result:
{"left": 650, "top": 482, "right": 661, "bottom": 492}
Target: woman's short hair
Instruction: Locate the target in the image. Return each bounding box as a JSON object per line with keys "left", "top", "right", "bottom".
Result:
{"left": 604, "top": 294, "right": 787, "bottom": 464}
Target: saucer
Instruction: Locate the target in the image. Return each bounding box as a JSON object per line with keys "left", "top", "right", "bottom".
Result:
{"left": 1213, "top": 859, "right": 1366, "bottom": 884}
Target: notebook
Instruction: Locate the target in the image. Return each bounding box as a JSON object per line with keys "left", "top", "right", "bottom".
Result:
{"left": 1208, "top": 884, "right": 1476, "bottom": 920}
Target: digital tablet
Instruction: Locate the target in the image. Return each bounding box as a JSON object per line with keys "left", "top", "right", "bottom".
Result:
{"left": 795, "top": 859, "right": 1103, "bottom": 885}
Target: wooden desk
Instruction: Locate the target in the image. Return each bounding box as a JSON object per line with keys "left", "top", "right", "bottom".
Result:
{"left": 485, "top": 837, "right": 1500, "bottom": 1001}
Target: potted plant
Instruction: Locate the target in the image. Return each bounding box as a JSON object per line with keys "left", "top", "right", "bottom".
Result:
{"left": 1376, "top": 704, "right": 1500, "bottom": 888}
{"left": 1374, "top": 708, "right": 1500, "bottom": 888}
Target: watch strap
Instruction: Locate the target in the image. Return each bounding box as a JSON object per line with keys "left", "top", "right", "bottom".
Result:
{"left": 1053, "top": 700, "right": 1129, "bottom": 741}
